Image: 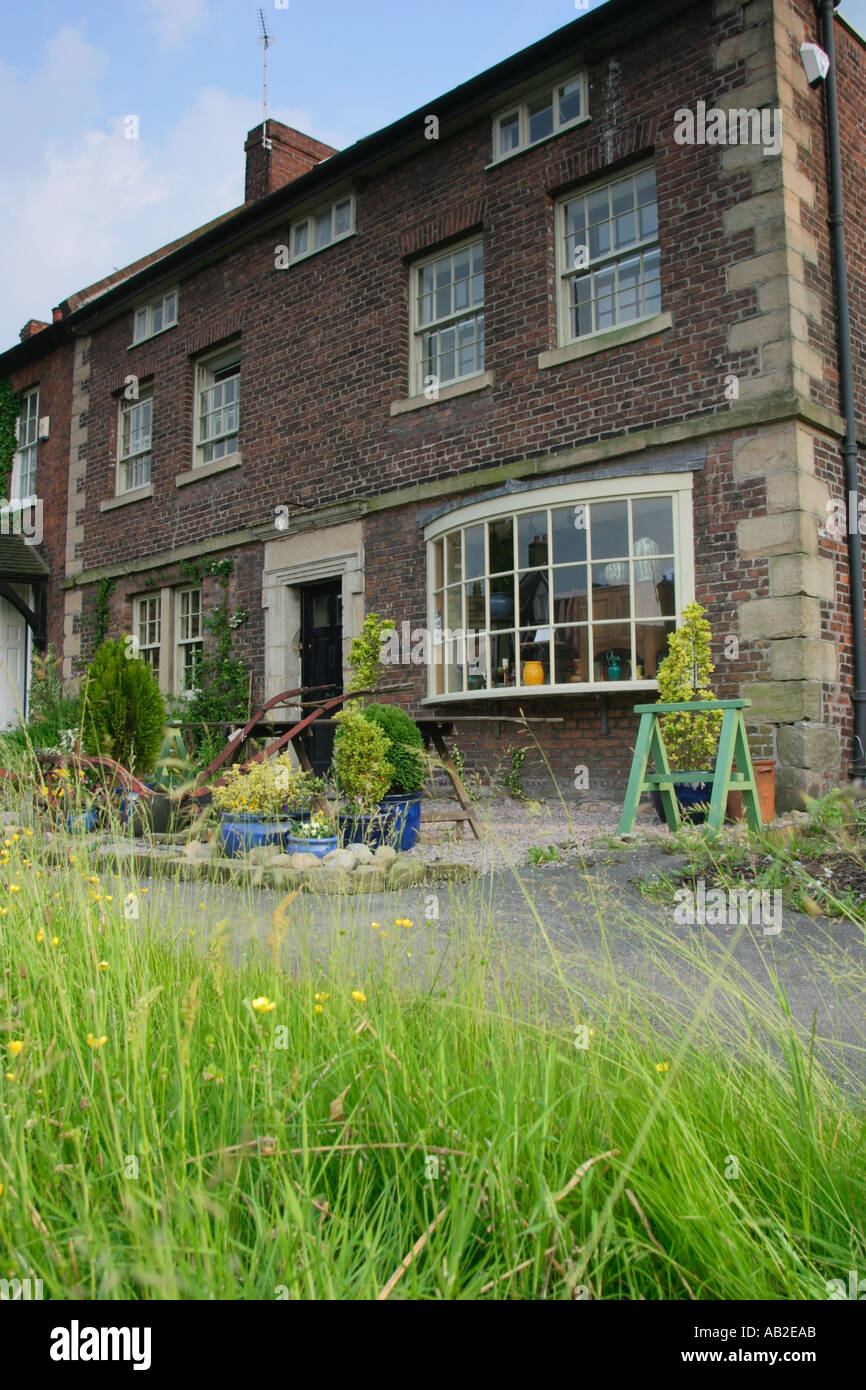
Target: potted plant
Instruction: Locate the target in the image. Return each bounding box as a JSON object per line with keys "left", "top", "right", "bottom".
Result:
{"left": 81, "top": 638, "right": 166, "bottom": 779}
{"left": 211, "top": 754, "right": 298, "bottom": 857}
{"left": 652, "top": 602, "right": 723, "bottom": 823}
{"left": 284, "top": 810, "right": 339, "bottom": 858}
{"left": 332, "top": 708, "right": 394, "bottom": 846}
{"left": 363, "top": 702, "right": 426, "bottom": 850}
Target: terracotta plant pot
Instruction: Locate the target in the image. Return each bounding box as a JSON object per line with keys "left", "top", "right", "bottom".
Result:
{"left": 727, "top": 759, "right": 776, "bottom": 825}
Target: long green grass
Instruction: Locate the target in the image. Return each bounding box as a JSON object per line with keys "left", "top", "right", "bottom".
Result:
{"left": 0, "top": 796, "right": 864, "bottom": 1299}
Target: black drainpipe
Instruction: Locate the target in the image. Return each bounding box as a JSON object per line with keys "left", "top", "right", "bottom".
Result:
{"left": 820, "top": 0, "right": 866, "bottom": 778}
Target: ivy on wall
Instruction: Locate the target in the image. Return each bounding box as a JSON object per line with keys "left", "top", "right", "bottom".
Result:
{"left": 176, "top": 556, "right": 251, "bottom": 764}
{"left": 0, "top": 379, "right": 22, "bottom": 500}
{"left": 91, "top": 576, "right": 117, "bottom": 648}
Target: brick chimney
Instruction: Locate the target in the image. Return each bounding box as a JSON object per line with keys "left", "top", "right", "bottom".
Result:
{"left": 19, "top": 319, "right": 50, "bottom": 341}
{"left": 244, "top": 121, "right": 337, "bottom": 202}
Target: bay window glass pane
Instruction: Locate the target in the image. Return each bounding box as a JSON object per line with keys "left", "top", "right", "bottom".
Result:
{"left": 164, "top": 292, "right": 177, "bottom": 324}
{"left": 135, "top": 309, "right": 148, "bottom": 339}
{"left": 465, "top": 578, "right": 486, "bottom": 630}
{"left": 151, "top": 304, "right": 163, "bottom": 334}
{"left": 465, "top": 524, "right": 485, "bottom": 580}
{"left": 591, "top": 623, "right": 631, "bottom": 681}
{"left": 519, "top": 569, "right": 550, "bottom": 627}
{"left": 446, "top": 584, "right": 462, "bottom": 632}
{"left": 432, "top": 538, "right": 444, "bottom": 591}
{"left": 634, "top": 559, "right": 674, "bottom": 618}
{"left": 518, "top": 513, "right": 548, "bottom": 568}
{"left": 554, "top": 626, "right": 589, "bottom": 683}
{"left": 632, "top": 497, "right": 674, "bottom": 556}
{"left": 528, "top": 97, "right": 554, "bottom": 144}
{"left": 591, "top": 501, "right": 629, "bottom": 559}
{"left": 489, "top": 575, "right": 515, "bottom": 629}
{"left": 490, "top": 632, "right": 516, "bottom": 687}
{"left": 553, "top": 565, "right": 588, "bottom": 623}
{"left": 552, "top": 505, "right": 588, "bottom": 564}
{"left": 445, "top": 533, "right": 462, "bottom": 584}
{"left": 520, "top": 628, "right": 550, "bottom": 684}
{"left": 334, "top": 200, "right": 352, "bottom": 236}
{"left": 488, "top": 518, "right": 513, "bottom": 574}
{"left": 558, "top": 78, "right": 582, "bottom": 125}
{"left": 636, "top": 621, "right": 675, "bottom": 680}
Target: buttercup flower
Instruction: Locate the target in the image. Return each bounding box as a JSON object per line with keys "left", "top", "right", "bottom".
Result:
{"left": 97, "top": 961, "right": 108, "bottom": 972}
{"left": 655, "top": 1062, "right": 670, "bottom": 1073}
{"left": 252, "top": 996, "right": 277, "bottom": 1014}
{"left": 86, "top": 1034, "right": 108, "bottom": 1049}
{"left": 36, "top": 930, "right": 44, "bottom": 943}
{"left": 313, "top": 993, "right": 329, "bottom": 1002}
{"left": 52, "top": 937, "right": 59, "bottom": 947}
{"left": 351, "top": 990, "right": 367, "bottom": 1004}
{"left": 314, "top": 1004, "right": 323, "bottom": 1015}
{"left": 8, "top": 1041, "right": 23, "bottom": 1056}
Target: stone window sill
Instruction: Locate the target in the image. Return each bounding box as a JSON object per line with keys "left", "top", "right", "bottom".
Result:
{"left": 538, "top": 313, "right": 673, "bottom": 370}
{"left": 176, "top": 453, "right": 242, "bottom": 487}
{"left": 100, "top": 485, "right": 153, "bottom": 512}
{"left": 390, "top": 371, "right": 493, "bottom": 417}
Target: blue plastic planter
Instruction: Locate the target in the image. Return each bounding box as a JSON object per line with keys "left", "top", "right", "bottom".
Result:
{"left": 379, "top": 793, "right": 422, "bottom": 851}
{"left": 66, "top": 807, "right": 100, "bottom": 834}
{"left": 284, "top": 833, "right": 338, "bottom": 859}
{"left": 218, "top": 812, "right": 291, "bottom": 858}
{"left": 650, "top": 783, "right": 712, "bottom": 825}
{"left": 338, "top": 811, "right": 391, "bottom": 848}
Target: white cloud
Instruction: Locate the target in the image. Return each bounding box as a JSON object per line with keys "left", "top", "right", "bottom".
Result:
{"left": 0, "top": 27, "right": 346, "bottom": 346}
{"left": 137, "top": 0, "right": 208, "bottom": 49}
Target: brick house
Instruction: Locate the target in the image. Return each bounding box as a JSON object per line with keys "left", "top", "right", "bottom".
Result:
{"left": 1, "top": 0, "right": 864, "bottom": 806}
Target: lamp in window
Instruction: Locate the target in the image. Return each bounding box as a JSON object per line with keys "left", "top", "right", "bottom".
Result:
{"left": 634, "top": 536, "right": 661, "bottom": 581}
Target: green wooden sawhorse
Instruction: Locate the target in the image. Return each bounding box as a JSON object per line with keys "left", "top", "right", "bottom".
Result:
{"left": 618, "top": 699, "right": 763, "bottom": 835}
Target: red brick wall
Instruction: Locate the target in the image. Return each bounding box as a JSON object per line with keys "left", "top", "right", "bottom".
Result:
{"left": 9, "top": 340, "right": 73, "bottom": 659}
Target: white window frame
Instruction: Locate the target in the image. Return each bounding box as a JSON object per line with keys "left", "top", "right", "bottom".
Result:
{"left": 411, "top": 238, "right": 485, "bottom": 398}
{"left": 117, "top": 389, "right": 153, "bottom": 494}
{"left": 195, "top": 346, "right": 240, "bottom": 468}
{"left": 491, "top": 71, "right": 587, "bottom": 163}
{"left": 423, "top": 472, "right": 695, "bottom": 703}
{"left": 289, "top": 195, "right": 355, "bottom": 264}
{"left": 175, "top": 586, "right": 204, "bottom": 695}
{"left": 556, "top": 163, "right": 661, "bottom": 347}
{"left": 132, "top": 288, "right": 178, "bottom": 345}
{"left": 11, "top": 389, "right": 39, "bottom": 501}
{"left": 134, "top": 594, "right": 161, "bottom": 673}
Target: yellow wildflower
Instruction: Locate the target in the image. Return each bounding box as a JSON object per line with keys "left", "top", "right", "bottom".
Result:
{"left": 655, "top": 1062, "right": 670, "bottom": 1073}
{"left": 314, "top": 1004, "right": 323, "bottom": 1015}
{"left": 97, "top": 961, "right": 108, "bottom": 972}
{"left": 24, "top": 828, "right": 32, "bottom": 837}
{"left": 251, "top": 996, "right": 277, "bottom": 1014}
{"left": 36, "top": 929, "right": 44, "bottom": 943}
{"left": 313, "top": 992, "right": 329, "bottom": 1002}
{"left": 52, "top": 936, "right": 59, "bottom": 947}
{"left": 8, "top": 1041, "right": 23, "bottom": 1056}
{"left": 351, "top": 990, "right": 367, "bottom": 1004}
{"left": 9, "top": 885, "right": 20, "bottom": 894}
{"left": 86, "top": 1034, "right": 107, "bottom": 1049}
{"left": 4, "top": 1072, "right": 14, "bottom": 1082}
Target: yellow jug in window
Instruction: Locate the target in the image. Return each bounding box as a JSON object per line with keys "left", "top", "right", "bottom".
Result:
{"left": 522, "top": 661, "right": 544, "bottom": 686}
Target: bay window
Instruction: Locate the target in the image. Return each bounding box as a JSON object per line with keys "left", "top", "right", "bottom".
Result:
{"left": 425, "top": 476, "right": 693, "bottom": 698}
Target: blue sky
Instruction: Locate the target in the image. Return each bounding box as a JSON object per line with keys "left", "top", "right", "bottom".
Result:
{"left": 1, "top": 0, "right": 864, "bottom": 347}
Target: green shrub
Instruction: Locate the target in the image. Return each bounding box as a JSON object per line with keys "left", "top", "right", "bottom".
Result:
{"left": 364, "top": 703, "right": 425, "bottom": 794}
{"left": 655, "top": 602, "right": 723, "bottom": 772}
{"left": 332, "top": 708, "right": 393, "bottom": 811}
{"left": 82, "top": 638, "right": 166, "bottom": 777}
{"left": 347, "top": 612, "right": 395, "bottom": 697}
